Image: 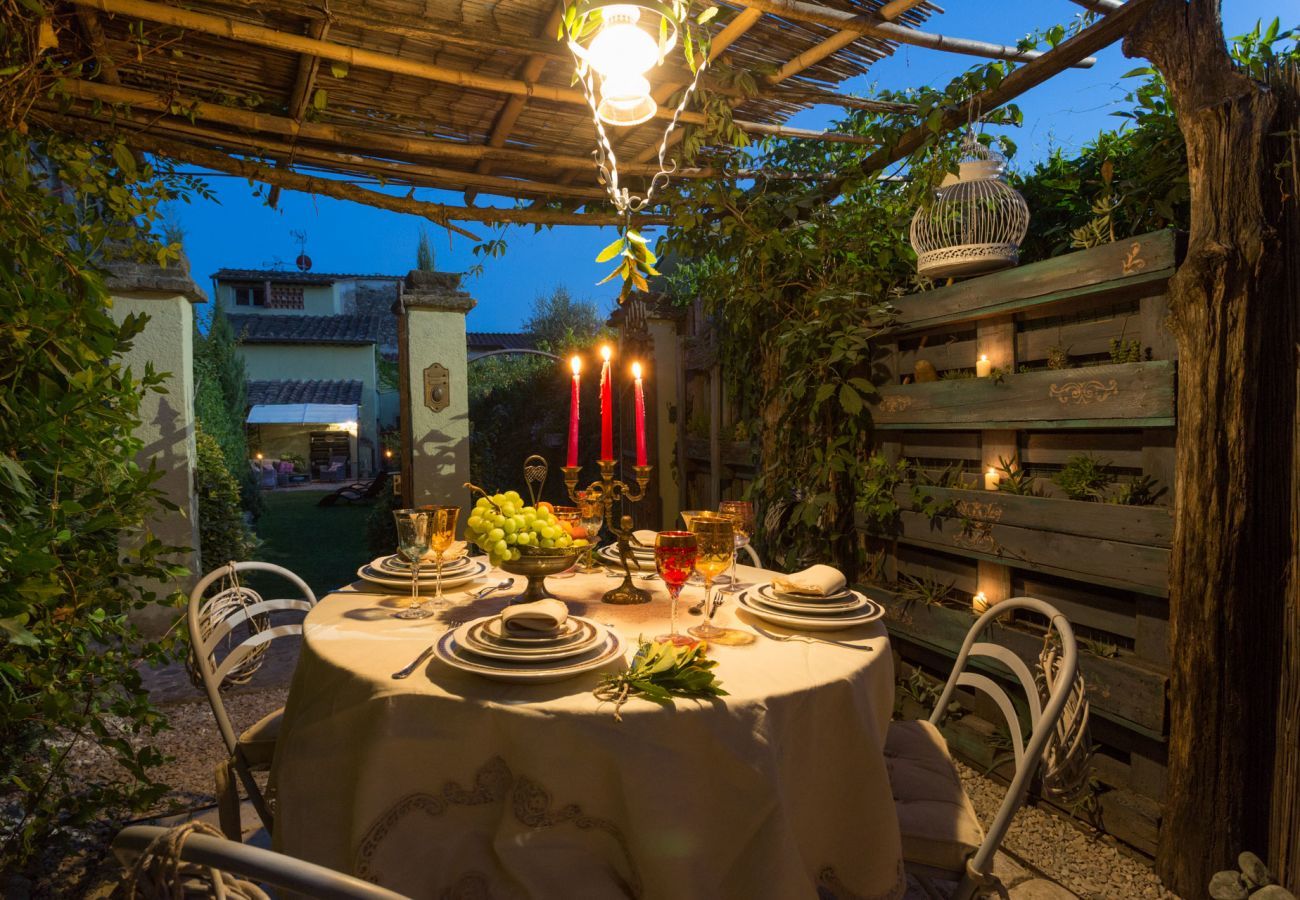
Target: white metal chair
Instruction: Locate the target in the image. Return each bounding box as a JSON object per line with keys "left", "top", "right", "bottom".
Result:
{"left": 187, "top": 561, "right": 317, "bottom": 841}
{"left": 885, "top": 597, "right": 1084, "bottom": 899}
{"left": 114, "top": 823, "right": 409, "bottom": 899}
{"left": 739, "top": 541, "right": 762, "bottom": 567}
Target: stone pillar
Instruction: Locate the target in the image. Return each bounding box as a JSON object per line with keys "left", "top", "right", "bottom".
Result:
{"left": 397, "top": 270, "right": 475, "bottom": 512}
{"left": 105, "top": 261, "right": 204, "bottom": 635}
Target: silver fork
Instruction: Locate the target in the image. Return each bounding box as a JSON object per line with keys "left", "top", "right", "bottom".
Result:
{"left": 391, "top": 618, "right": 465, "bottom": 679}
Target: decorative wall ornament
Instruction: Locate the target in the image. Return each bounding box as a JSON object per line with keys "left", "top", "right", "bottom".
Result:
{"left": 909, "top": 131, "right": 1030, "bottom": 279}
{"left": 1121, "top": 241, "right": 1147, "bottom": 275}
{"left": 879, "top": 395, "right": 914, "bottom": 413}
{"left": 1049, "top": 379, "right": 1120, "bottom": 406}
{"left": 423, "top": 362, "right": 450, "bottom": 412}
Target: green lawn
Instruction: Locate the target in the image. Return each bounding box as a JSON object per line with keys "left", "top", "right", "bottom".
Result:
{"left": 252, "top": 490, "right": 376, "bottom": 599}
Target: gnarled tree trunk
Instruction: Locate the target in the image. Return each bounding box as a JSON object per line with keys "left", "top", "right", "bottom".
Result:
{"left": 1124, "top": 3, "right": 1295, "bottom": 895}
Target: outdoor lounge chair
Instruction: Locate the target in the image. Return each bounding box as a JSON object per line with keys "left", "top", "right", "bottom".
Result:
{"left": 318, "top": 469, "right": 389, "bottom": 507}
{"left": 113, "top": 824, "right": 408, "bottom": 899}
{"left": 885, "top": 597, "right": 1085, "bottom": 899}
{"left": 187, "top": 561, "right": 317, "bottom": 841}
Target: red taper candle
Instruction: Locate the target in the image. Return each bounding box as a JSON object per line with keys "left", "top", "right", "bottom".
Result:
{"left": 632, "top": 362, "right": 647, "bottom": 466}
{"left": 567, "top": 355, "right": 581, "bottom": 467}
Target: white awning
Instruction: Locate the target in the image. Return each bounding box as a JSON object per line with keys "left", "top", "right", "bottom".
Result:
{"left": 247, "top": 403, "right": 359, "bottom": 426}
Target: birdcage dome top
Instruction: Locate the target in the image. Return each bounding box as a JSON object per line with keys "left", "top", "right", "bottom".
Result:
{"left": 910, "top": 132, "right": 1030, "bottom": 279}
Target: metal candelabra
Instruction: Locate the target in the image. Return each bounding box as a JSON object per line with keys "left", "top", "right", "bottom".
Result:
{"left": 563, "top": 460, "right": 653, "bottom": 604}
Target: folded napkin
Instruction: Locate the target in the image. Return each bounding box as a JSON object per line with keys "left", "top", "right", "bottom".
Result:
{"left": 420, "top": 540, "right": 467, "bottom": 563}
{"left": 500, "top": 599, "right": 569, "bottom": 633}
{"left": 771, "top": 564, "right": 847, "bottom": 598}
{"left": 632, "top": 530, "right": 658, "bottom": 548}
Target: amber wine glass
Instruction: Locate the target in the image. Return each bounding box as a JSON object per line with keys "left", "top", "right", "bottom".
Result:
{"left": 577, "top": 494, "right": 603, "bottom": 573}
{"left": 393, "top": 509, "right": 431, "bottom": 619}
{"left": 688, "top": 516, "right": 747, "bottom": 643}
{"left": 717, "top": 499, "right": 755, "bottom": 592}
{"left": 552, "top": 506, "right": 581, "bottom": 578}
{"left": 424, "top": 505, "right": 460, "bottom": 610}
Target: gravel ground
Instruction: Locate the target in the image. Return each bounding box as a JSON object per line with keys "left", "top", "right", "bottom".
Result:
{"left": 16, "top": 672, "right": 1179, "bottom": 900}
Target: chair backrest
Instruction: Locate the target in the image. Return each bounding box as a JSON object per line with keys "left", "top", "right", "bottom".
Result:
{"left": 187, "top": 561, "right": 317, "bottom": 756}
{"left": 113, "top": 825, "right": 410, "bottom": 900}
{"left": 739, "top": 542, "right": 762, "bottom": 568}
{"left": 928, "top": 596, "right": 1080, "bottom": 877}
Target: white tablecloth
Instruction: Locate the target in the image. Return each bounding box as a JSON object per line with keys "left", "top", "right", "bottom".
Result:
{"left": 269, "top": 565, "right": 904, "bottom": 900}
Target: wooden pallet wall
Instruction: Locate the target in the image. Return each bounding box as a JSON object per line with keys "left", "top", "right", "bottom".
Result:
{"left": 864, "top": 230, "right": 1181, "bottom": 854}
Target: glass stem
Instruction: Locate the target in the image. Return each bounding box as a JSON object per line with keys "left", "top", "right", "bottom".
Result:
{"left": 702, "top": 580, "right": 713, "bottom": 628}
{"left": 729, "top": 553, "right": 738, "bottom": 591}
{"left": 669, "top": 585, "right": 679, "bottom": 637}
{"left": 435, "top": 556, "right": 444, "bottom": 601}
{"left": 412, "top": 567, "right": 420, "bottom": 607}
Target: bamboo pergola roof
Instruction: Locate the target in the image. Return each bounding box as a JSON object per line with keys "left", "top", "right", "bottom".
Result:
{"left": 30, "top": 0, "right": 1147, "bottom": 235}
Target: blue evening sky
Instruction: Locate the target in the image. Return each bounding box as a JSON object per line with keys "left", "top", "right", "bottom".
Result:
{"left": 173, "top": 2, "right": 1280, "bottom": 331}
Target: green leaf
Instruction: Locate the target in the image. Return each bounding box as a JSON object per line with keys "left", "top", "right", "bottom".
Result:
{"left": 839, "top": 384, "right": 863, "bottom": 416}
{"left": 312, "top": 88, "right": 327, "bottom": 110}
{"left": 697, "top": 6, "right": 718, "bottom": 25}
{"left": 595, "top": 236, "right": 624, "bottom": 263}
{"left": 330, "top": 61, "right": 349, "bottom": 78}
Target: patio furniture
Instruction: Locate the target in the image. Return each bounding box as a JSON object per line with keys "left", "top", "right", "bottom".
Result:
{"left": 113, "top": 823, "right": 409, "bottom": 900}
{"left": 266, "top": 563, "right": 903, "bottom": 898}
{"left": 322, "top": 455, "right": 349, "bottom": 482}
{"left": 187, "top": 561, "right": 318, "bottom": 841}
{"left": 276, "top": 460, "right": 294, "bottom": 487}
{"left": 885, "top": 597, "right": 1081, "bottom": 899}
{"left": 257, "top": 461, "right": 277, "bottom": 490}
{"left": 318, "top": 470, "right": 390, "bottom": 507}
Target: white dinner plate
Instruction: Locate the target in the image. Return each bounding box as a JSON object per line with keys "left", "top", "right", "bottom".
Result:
{"left": 737, "top": 590, "right": 885, "bottom": 631}
{"left": 455, "top": 617, "right": 603, "bottom": 661}
{"left": 357, "top": 559, "right": 489, "bottom": 590}
{"left": 376, "top": 553, "right": 472, "bottom": 575}
{"left": 596, "top": 546, "right": 656, "bottom": 571}
{"left": 435, "top": 627, "right": 626, "bottom": 683}
{"left": 754, "top": 583, "right": 867, "bottom": 613}
{"left": 482, "top": 616, "right": 585, "bottom": 644}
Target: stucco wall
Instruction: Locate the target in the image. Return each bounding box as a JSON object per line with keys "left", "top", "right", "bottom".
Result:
{"left": 214, "top": 281, "right": 339, "bottom": 316}
{"left": 405, "top": 306, "right": 471, "bottom": 510}
{"left": 239, "top": 343, "right": 380, "bottom": 475}
{"left": 108, "top": 287, "right": 201, "bottom": 635}
{"left": 647, "top": 317, "right": 681, "bottom": 529}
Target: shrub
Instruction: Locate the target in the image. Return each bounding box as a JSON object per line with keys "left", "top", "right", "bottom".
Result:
{"left": 195, "top": 426, "right": 256, "bottom": 568}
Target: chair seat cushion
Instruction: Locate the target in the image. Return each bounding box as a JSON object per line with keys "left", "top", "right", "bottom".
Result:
{"left": 237, "top": 707, "right": 284, "bottom": 768}
{"left": 885, "top": 719, "right": 984, "bottom": 873}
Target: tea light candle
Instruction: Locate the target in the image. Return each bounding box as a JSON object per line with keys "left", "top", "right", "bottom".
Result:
{"left": 975, "top": 354, "right": 992, "bottom": 378}
{"left": 984, "top": 467, "right": 1000, "bottom": 490}
{"left": 973, "top": 591, "right": 990, "bottom": 614}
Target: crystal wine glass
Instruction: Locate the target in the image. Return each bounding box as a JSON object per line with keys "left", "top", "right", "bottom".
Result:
{"left": 718, "top": 499, "right": 755, "bottom": 593}
{"left": 423, "top": 505, "right": 460, "bottom": 610}
{"left": 654, "top": 531, "right": 698, "bottom": 647}
{"left": 679, "top": 510, "right": 709, "bottom": 583}
{"left": 552, "top": 506, "right": 581, "bottom": 578}
{"left": 687, "top": 516, "right": 750, "bottom": 643}
{"left": 392, "top": 509, "right": 431, "bottom": 619}
{"left": 577, "top": 494, "right": 604, "bottom": 573}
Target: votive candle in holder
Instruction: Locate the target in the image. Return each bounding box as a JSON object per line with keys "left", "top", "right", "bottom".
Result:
{"left": 973, "top": 591, "right": 990, "bottom": 614}
{"left": 984, "top": 467, "right": 1000, "bottom": 490}
{"left": 975, "top": 355, "right": 992, "bottom": 378}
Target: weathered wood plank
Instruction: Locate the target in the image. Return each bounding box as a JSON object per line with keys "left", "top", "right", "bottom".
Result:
{"left": 871, "top": 587, "right": 1168, "bottom": 735}
{"left": 1017, "top": 573, "right": 1144, "bottom": 642}
{"left": 882, "top": 507, "right": 1170, "bottom": 595}
{"left": 873, "top": 360, "right": 1176, "bottom": 430}
{"left": 900, "top": 431, "right": 981, "bottom": 462}
{"left": 888, "top": 230, "right": 1178, "bottom": 333}
{"left": 1021, "top": 429, "right": 1147, "bottom": 470}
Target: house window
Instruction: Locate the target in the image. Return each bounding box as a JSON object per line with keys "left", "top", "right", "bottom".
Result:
{"left": 233, "top": 284, "right": 266, "bottom": 307}
{"left": 269, "top": 286, "right": 305, "bottom": 309}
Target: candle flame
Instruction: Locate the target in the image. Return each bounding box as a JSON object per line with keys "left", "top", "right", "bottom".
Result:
{"left": 600, "top": 345, "right": 612, "bottom": 362}
{"left": 632, "top": 362, "right": 642, "bottom": 379}
{"left": 979, "top": 354, "right": 989, "bottom": 362}
{"left": 986, "top": 467, "right": 997, "bottom": 477}
{"left": 570, "top": 355, "right": 581, "bottom": 376}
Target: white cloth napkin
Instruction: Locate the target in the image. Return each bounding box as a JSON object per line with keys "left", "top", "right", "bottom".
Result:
{"left": 499, "top": 599, "right": 569, "bottom": 633}
{"left": 420, "top": 541, "right": 467, "bottom": 563}
{"left": 632, "top": 530, "right": 657, "bottom": 549}
{"left": 772, "top": 564, "right": 847, "bottom": 598}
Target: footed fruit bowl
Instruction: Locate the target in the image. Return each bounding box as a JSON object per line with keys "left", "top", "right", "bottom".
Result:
{"left": 499, "top": 547, "right": 582, "bottom": 604}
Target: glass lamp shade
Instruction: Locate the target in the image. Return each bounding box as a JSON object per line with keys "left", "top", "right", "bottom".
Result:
{"left": 909, "top": 134, "right": 1030, "bottom": 279}
{"left": 587, "top": 5, "right": 659, "bottom": 78}
{"left": 597, "top": 74, "right": 657, "bottom": 126}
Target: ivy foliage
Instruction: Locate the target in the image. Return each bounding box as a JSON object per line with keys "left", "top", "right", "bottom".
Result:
{"left": 0, "top": 121, "right": 206, "bottom": 874}
{"left": 194, "top": 304, "right": 261, "bottom": 525}
{"left": 194, "top": 426, "right": 256, "bottom": 568}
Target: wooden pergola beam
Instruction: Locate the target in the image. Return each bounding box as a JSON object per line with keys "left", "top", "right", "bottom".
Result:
{"left": 769, "top": 0, "right": 929, "bottom": 85}
{"left": 801, "top": 0, "right": 1156, "bottom": 209}
{"left": 268, "top": 18, "right": 329, "bottom": 209}
{"left": 33, "top": 113, "right": 673, "bottom": 229}
{"left": 736, "top": 0, "right": 1097, "bottom": 68}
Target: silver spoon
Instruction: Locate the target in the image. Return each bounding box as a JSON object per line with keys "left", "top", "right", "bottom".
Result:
{"left": 391, "top": 617, "right": 467, "bottom": 679}
{"left": 471, "top": 578, "right": 514, "bottom": 600}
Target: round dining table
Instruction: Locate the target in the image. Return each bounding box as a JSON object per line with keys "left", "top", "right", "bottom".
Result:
{"left": 268, "top": 563, "right": 904, "bottom": 900}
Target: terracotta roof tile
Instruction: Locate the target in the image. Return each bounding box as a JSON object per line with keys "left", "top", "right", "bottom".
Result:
{"left": 226, "top": 313, "right": 379, "bottom": 345}
{"left": 246, "top": 379, "right": 363, "bottom": 406}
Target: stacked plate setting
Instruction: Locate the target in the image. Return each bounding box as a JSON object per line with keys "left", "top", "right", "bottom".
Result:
{"left": 594, "top": 542, "right": 656, "bottom": 571}
{"left": 357, "top": 552, "right": 489, "bottom": 591}
{"left": 737, "top": 582, "right": 885, "bottom": 631}
{"left": 435, "top": 614, "right": 625, "bottom": 683}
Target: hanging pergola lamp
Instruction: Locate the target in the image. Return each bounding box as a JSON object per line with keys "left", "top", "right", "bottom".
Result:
{"left": 909, "top": 132, "right": 1030, "bottom": 279}
{"left": 563, "top": 1, "right": 704, "bottom": 214}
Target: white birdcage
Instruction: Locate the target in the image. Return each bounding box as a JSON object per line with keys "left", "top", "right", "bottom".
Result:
{"left": 909, "top": 132, "right": 1030, "bottom": 279}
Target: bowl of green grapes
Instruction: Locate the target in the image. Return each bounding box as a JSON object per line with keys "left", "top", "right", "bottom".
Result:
{"left": 465, "top": 486, "right": 588, "bottom": 604}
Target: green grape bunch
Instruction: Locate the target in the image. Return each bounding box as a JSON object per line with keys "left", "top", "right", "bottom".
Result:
{"left": 463, "top": 487, "right": 588, "bottom": 568}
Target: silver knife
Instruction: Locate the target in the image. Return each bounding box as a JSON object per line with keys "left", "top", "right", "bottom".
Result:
{"left": 391, "top": 644, "right": 435, "bottom": 679}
